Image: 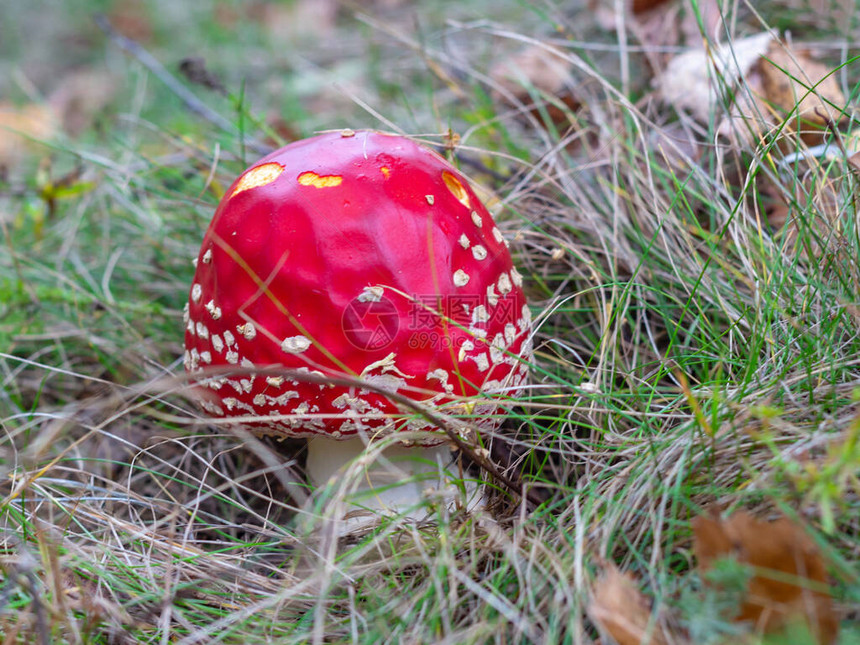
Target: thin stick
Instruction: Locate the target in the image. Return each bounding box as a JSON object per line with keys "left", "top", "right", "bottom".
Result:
{"left": 176, "top": 365, "right": 544, "bottom": 508}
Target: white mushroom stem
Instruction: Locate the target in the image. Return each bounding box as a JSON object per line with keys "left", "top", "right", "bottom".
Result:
{"left": 305, "top": 436, "right": 470, "bottom": 518}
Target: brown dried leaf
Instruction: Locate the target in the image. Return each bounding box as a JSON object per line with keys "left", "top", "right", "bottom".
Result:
{"left": 0, "top": 102, "right": 58, "bottom": 167}
{"left": 756, "top": 42, "right": 846, "bottom": 140}
{"left": 632, "top": 3, "right": 682, "bottom": 59}
{"left": 661, "top": 35, "right": 845, "bottom": 149}
{"left": 596, "top": 0, "right": 720, "bottom": 58}
{"left": 589, "top": 563, "right": 677, "bottom": 645}
{"left": 106, "top": 0, "right": 154, "bottom": 43}
{"left": 631, "top": 0, "right": 673, "bottom": 14}
{"left": 490, "top": 43, "right": 580, "bottom": 129}
{"left": 657, "top": 33, "right": 773, "bottom": 123}
{"left": 693, "top": 511, "right": 839, "bottom": 644}
{"left": 591, "top": 0, "right": 680, "bottom": 51}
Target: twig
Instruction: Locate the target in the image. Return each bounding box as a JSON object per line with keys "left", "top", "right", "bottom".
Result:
{"left": 95, "top": 15, "right": 271, "bottom": 156}
{"left": 175, "top": 365, "right": 544, "bottom": 508}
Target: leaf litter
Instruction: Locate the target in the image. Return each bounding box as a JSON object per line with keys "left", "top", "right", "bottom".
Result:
{"left": 589, "top": 510, "right": 840, "bottom": 644}
{"left": 2, "top": 1, "right": 859, "bottom": 642}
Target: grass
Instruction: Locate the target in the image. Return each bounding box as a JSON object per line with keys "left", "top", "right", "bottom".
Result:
{"left": 2, "top": 0, "right": 860, "bottom": 643}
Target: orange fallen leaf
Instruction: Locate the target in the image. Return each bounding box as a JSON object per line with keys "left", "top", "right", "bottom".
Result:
{"left": 490, "top": 43, "right": 581, "bottom": 130}
{"left": 756, "top": 42, "right": 846, "bottom": 143}
{"left": 589, "top": 563, "right": 678, "bottom": 645}
{"left": 692, "top": 510, "right": 838, "bottom": 644}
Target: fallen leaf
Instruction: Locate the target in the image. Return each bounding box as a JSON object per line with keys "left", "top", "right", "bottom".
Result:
{"left": 589, "top": 563, "right": 678, "bottom": 645}
{"left": 590, "top": 0, "right": 680, "bottom": 53}
{"left": 490, "top": 43, "right": 581, "bottom": 130}
{"left": 656, "top": 32, "right": 773, "bottom": 124}
{"left": 0, "top": 102, "right": 58, "bottom": 168}
{"left": 637, "top": 9, "right": 682, "bottom": 58}
{"left": 757, "top": 42, "right": 846, "bottom": 142}
{"left": 594, "top": 0, "right": 721, "bottom": 60}
{"left": 631, "top": 0, "right": 673, "bottom": 14}
{"left": 106, "top": 0, "right": 154, "bottom": 43}
{"left": 692, "top": 510, "right": 839, "bottom": 644}
{"left": 658, "top": 34, "right": 847, "bottom": 149}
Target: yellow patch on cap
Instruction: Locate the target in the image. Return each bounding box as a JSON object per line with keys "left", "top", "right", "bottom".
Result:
{"left": 298, "top": 171, "right": 343, "bottom": 188}
{"left": 231, "top": 162, "right": 285, "bottom": 197}
{"left": 442, "top": 170, "right": 470, "bottom": 209}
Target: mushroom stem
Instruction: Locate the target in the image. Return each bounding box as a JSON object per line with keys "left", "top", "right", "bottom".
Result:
{"left": 306, "top": 437, "right": 471, "bottom": 517}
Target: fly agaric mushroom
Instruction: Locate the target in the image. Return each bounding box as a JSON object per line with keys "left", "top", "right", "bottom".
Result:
{"left": 184, "top": 130, "right": 531, "bottom": 516}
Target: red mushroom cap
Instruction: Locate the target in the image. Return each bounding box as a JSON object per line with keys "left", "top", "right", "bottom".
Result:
{"left": 184, "top": 130, "right": 531, "bottom": 440}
